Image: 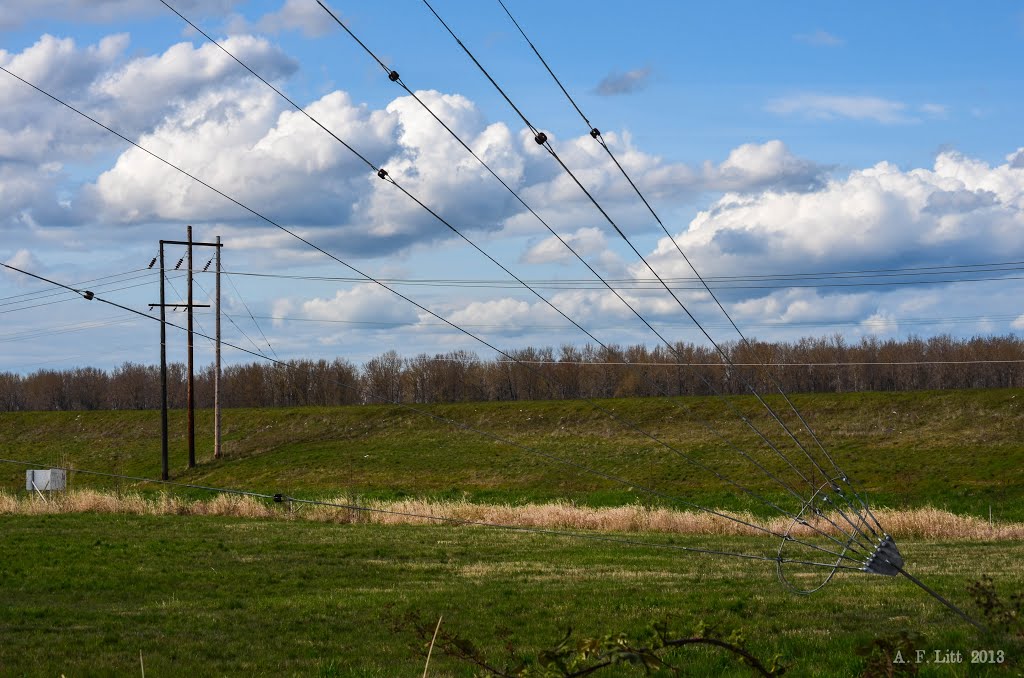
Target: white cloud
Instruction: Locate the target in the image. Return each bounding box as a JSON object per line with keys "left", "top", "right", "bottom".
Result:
{"left": 255, "top": 0, "right": 339, "bottom": 38}
{"left": 1012, "top": 315, "right": 1024, "bottom": 330}
{"left": 301, "top": 284, "right": 418, "bottom": 324}
{"left": 521, "top": 227, "right": 607, "bottom": 265}
{"left": 766, "top": 94, "right": 913, "bottom": 124}
{"left": 2, "top": 248, "right": 41, "bottom": 278}
{"left": 92, "top": 35, "right": 298, "bottom": 130}
{"left": 860, "top": 312, "right": 898, "bottom": 336}
{"left": 646, "top": 148, "right": 1024, "bottom": 284}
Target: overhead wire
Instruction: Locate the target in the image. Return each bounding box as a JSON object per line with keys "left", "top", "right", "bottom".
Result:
{"left": 192, "top": 277, "right": 270, "bottom": 360}
{"left": 495, "top": 0, "right": 884, "bottom": 516}
{"left": 154, "top": 3, "right": 875, "bottom": 552}
{"left": 0, "top": 269, "right": 157, "bottom": 309}
{"left": 0, "top": 260, "right": 867, "bottom": 564}
{"left": 187, "top": 309, "right": 1024, "bottom": 333}
{"left": 214, "top": 263, "right": 1024, "bottom": 290}
{"left": 0, "top": 273, "right": 186, "bottom": 316}
{"left": 223, "top": 271, "right": 278, "bottom": 359}
{"left": 0, "top": 314, "right": 140, "bottom": 345}
{"left": 420, "top": 0, "right": 879, "bottom": 535}
{"left": 311, "top": 1, "right": 873, "bottom": 534}
{"left": 0, "top": 267, "right": 150, "bottom": 304}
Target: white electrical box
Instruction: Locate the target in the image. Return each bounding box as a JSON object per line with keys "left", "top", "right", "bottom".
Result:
{"left": 26, "top": 469, "right": 66, "bottom": 492}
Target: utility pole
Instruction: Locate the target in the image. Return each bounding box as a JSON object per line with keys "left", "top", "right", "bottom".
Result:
{"left": 159, "top": 246, "right": 168, "bottom": 481}
{"left": 152, "top": 228, "right": 221, "bottom": 478}
{"left": 187, "top": 225, "right": 195, "bottom": 469}
{"left": 214, "top": 235, "right": 222, "bottom": 459}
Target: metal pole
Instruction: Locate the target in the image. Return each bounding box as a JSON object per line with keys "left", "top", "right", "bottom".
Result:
{"left": 159, "top": 242, "right": 169, "bottom": 481}
{"left": 187, "top": 225, "right": 196, "bottom": 469}
{"left": 214, "top": 235, "right": 222, "bottom": 460}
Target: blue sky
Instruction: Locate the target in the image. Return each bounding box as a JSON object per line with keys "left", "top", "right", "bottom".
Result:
{"left": 1, "top": 0, "right": 1022, "bottom": 374}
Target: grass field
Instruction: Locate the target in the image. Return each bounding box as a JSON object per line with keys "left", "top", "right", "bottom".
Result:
{"left": 1, "top": 512, "right": 1021, "bottom": 677}
{"left": 1, "top": 389, "right": 1022, "bottom": 675}
{"left": 1, "top": 388, "right": 1023, "bottom": 518}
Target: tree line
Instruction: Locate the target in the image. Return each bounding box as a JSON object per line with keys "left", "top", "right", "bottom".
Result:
{"left": 1, "top": 334, "right": 1021, "bottom": 412}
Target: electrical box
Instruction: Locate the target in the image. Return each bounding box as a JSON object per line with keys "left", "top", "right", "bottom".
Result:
{"left": 26, "top": 469, "right": 66, "bottom": 492}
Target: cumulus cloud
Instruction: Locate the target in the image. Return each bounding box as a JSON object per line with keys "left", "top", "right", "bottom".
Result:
{"left": 593, "top": 67, "right": 651, "bottom": 96}
{"left": 766, "top": 94, "right": 914, "bottom": 124}
{"left": 254, "top": 0, "right": 339, "bottom": 38}
{"left": 521, "top": 227, "right": 607, "bottom": 265}
{"left": 0, "top": 32, "right": 300, "bottom": 242}
{"left": 301, "top": 284, "right": 419, "bottom": 325}
{"left": 2, "top": 248, "right": 41, "bottom": 274}
{"left": 91, "top": 35, "right": 298, "bottom": 131}
{"left": 645, "top": 147, "right": 1024, "bottom": 284}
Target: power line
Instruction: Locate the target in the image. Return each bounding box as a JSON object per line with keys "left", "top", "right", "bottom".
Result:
{"left": 2, "top": 260, "right": 872, "bottom": 563}
{"left": 186, "top": 310, "right": 1023, "bottom": 332}
{"left": 156, "top": 3, "right": 877, "bottom": 551}
{"left": 313, "top": 1, "right": 876, "bottom": 533}
{"left": 0, "top": 314, "right": 140, "bottom": 344}
{"left": 193, "top": 277, "right": 270, "bottom": 360}
{"left": 0, "top": 269, "right": 155, "bottom": 308}
{"left": 0, "top": 274, "right": 185, "bottom": 316}
{"left": 0, "top": 267, "right": 150, "bottom": 304}
{"left": 223, "top": 271, "right": 278, "bottom": 359}
{"left": 211, "top": 264, "right": 1024, "bottom": 290}
{"left": 421, "top": 0, "right": 878, "bottom": 532}
{"left": 2, "top": 42, "right": 887, "bottom": 558}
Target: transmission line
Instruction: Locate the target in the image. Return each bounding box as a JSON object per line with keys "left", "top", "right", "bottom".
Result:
{"left": 223, "top": 271, "right": 278, "bottom": 359}
{"left": 0, "top": 267, "right": 150, "bottom": 304}
{"left": 420, "top": 0, "right": 877, "bottom": 531}
{"left": 0, "top": 259, "right": 868, "bottom": 563}
{"left": 309, "top": 0, "right": 883, "bottom": 540}
{"left": 0, "top": 273, "right": 184, "bottom": 316}
{"left": 188, "top": 309, "right": 1024, "bottom": 333}
{"left": 191, "top": 277, "right": 270, "bottom": 360}
{"left": 156, "top": 2, "right": 877, "bottom": 549}
{"left": 214, "top": 263, "right": 1024, "bottom": 290}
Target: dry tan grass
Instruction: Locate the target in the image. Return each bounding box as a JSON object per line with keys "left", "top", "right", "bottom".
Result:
{"left": 2, "top": 490, "right": 1021, "bottom": 541}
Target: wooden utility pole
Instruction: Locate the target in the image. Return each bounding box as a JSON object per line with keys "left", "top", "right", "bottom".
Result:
{"left": 152, "top": 228, "right": 220, "bottom": 477}
{"left": 159, "top": 245, "right": 168, "bottom": 481}
{"left": 214, "top": 235, "right": 222, "bottom": 459}
{"left": 187, "top": 225, "right": 195, "bottom": 469}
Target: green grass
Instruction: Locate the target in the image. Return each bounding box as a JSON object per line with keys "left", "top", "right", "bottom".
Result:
{"left": 2, "top": 388, "right": 1023, "bottom": 519}
{"left": 0, "top": 512, "right": 1021, "bottom": 676}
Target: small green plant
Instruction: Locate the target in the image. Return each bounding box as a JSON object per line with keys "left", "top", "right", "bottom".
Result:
{"left": 397, "top": 612, "right": 785, "bottom": 676}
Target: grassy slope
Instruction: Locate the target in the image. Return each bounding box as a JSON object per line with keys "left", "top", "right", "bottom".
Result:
{"left": 1, "top": 512, "right": 1021, "bottom": 676}
{"left": 1, "top": 388, "right": 1023, "bottom": 518}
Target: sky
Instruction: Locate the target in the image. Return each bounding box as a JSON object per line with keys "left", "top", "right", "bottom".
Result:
{"left": 1, "top": 0, "right": 1023, "bottom": 374}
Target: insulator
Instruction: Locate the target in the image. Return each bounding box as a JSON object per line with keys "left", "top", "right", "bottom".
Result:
{"left": 534, "top": 132, "right": 548, "bottom": 145}
{"left": 388, "top": 70, "right": 400, "bottom": 82}
{"left": 147, "top": 257, "right": 157, "bottom": 269}
{"left": 175, "top": 257, "right": 184, "bottom": 270}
